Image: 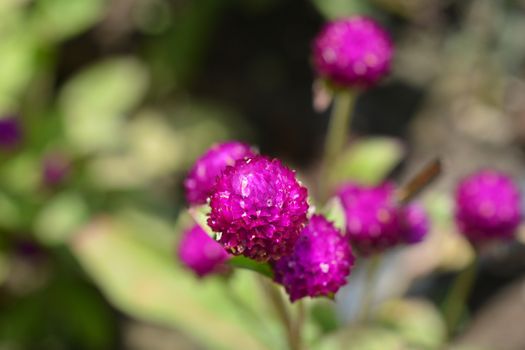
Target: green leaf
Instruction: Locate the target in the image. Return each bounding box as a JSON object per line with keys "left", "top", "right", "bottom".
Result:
{"left": 70, "top": 216, "right": 273, "bottom": 350}
{"left": 1, "top": 154, "right": 40, "bottom": 195}
{"left": 228, "top": 256, "right": 274, "bottom": 279}
{"left": 59, "top": 58, "right": 149, "bottom": 154}
{"left": 322, "top": 197, "right": 346, "bottom": 232}
{"left": 30, "top": 0, "right": 107, "bottom": 42}
{"left": 376, "top": 298, "right": 447, "bottom": 349}
{"left": 310, "top": 300, "right": 339, "bottom": 334}
{"left": 0, "top": 191, "right": 23, "bottom": 230}
{"left": 332, "top": 137, "right": 404, "bottom": 186}
{"left": 315, "top": 326, "right": 406, "bottom": 350}
{"left": 188, "top": 205, "right": 214, "bottom": 237}
{"left": 311, "top": 0, "right": 373, "bottom": 20}
{"left": 34, "top": 192, "right": 90, "bottom": 245}
{"left": 0, "top": 32, "right": 38, "bottom": 111}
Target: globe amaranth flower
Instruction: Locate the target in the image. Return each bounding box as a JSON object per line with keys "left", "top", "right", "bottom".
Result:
{"left": 184, "top": 141, "right": 256, "bottom": 205}
{"left": 338, "top": 182, "right": 429, "bottom": 255}
{"left": 273, "top": 215, "right": 354, "bottom": 302}
{"left": 178, "top": 224, "right": 230, "bottom": 277}
{"left": 208, "top": 155, "right": 309, "bottom": 261}
{"left": 312, "top": 16, "right": 393, "bottom": 88}
{"left": 0, "top": 115, "right": 22, "bottom": 150}
{"left": 455, "top": 170, "right": 521, "bottom": 244}
{"left": 401, "top": 203, "right": 430, "bottom": 244}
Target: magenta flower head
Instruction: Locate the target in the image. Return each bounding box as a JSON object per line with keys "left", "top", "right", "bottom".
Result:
{"left": 273, "top": 215, "right": 354, "bottom": 302}
{"left": 0, "top": 115, "right": 22, "bottom": 150}
{"left": 208, "top": 155, "right": 309, "bottom": 262}
{"left": 401, "top": 203, "right": 430, "bottom": 244}
{"left": 455, "top": 170, "right": 521, "bottom": 244}
{"left": 338, "top": 182, "right": 403, "bottom": 255}
{"left": 178, "top": 224, "right": 230, "bottom": 277}
{"left": 312, "top": 16, "right": 393, "bottom": 88}
{"left": 184, "top": 141, "right": 256, "bottom": 205}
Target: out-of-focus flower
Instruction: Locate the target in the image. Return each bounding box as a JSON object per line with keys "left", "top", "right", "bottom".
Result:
{"left": 312, "top": 16, "right": 393, "bottom": 88}
{"left": 208, "top": 155, "right": 309, "bottom": 262}
{"left": 0, "top": 116, "right": 22, "bottom": 150}
{"left": 42, "top": 153, "right": 70, "bottom": 187}
{"left": 184, "top": 141, "right": 256, "bottom": 205}
{"left": 178, "top": 224, "right": 229, "bottom": 277}
{"left": 338, "top": 182, "right": 428, "bottom": 254}
{"left": 455, "top": 170, "right": 521, "bottom": 244}
{"left": 273, "top": 215, "right": 354, "bottom": 302}
{"left": 401, "top": 203, "right": 430, "bottom": 244}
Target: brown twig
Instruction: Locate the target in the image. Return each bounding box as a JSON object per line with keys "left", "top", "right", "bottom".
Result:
{"left": 396, "top": 158, "right": 442, "bottom": 204}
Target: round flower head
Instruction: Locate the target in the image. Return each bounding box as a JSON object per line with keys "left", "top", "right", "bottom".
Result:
{"left": 208, "top": 155, "right": 309, "bottom": 261}
{"left": 338, "top": 182, "right": 403, "bottom": 255}
{"left": 184, "top": 141, "right": 256, "bottom": 205}
{"left": 273, "top": 215, "right": 354, "bottom": 302}
{"left": 178, "top": 224, "right": 229, "bottom": 277}
{"left": 401, "top": 203, "right": 429, "bottom": 244}
{"left": 0, "top": 115, "right": 22, "bottom": 150}
{"left": 455, "top": 170, "right": 521, "bottom": 244}
{"left": 312, "top": 16, "right": 393, "bottom": 88}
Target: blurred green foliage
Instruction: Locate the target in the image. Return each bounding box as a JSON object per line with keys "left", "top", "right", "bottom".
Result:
{"left": 0, "top": 0, "right": 523, "bottom": 349}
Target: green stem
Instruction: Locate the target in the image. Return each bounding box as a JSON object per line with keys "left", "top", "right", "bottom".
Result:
{"left": 258, "top": 277, "right": 300, "bottom": 350}
{"left": 291, "top": 300, "right": 306, "bottom": 350}
{"left": 443, "top": 258, "right": 477, "bottom": 335}
{"left": 320, "top": 89, "right": 356, "bottom": 202}
{"left": 358, "top": 254, "right": 383, "bottom": 322}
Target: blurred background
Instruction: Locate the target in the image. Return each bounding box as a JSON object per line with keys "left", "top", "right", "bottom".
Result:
{"left": 1, "top": 0, "right": 525, "bottom": 349}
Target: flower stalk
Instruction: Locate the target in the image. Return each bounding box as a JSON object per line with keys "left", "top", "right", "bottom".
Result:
{"left": 358, "top": 254, "right": 383, "bottom": 322}
{"left": 320, "top": 89, "right": 356, "bottom": 201}
{"left": 443, "top": 258, "right": 477, "bottom": 335}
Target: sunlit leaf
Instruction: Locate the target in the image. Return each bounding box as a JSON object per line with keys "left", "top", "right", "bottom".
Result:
{"left": 376, "top": 298, "right": 447, "bottom": 349}
{"left": 0, "top": 154, "right": 40, "bottom": 195}
{"left": 30, "top": 0, "right": 107, "bottom": 42}
{"left": 0, "top": 32, "right": 38, "bottom": 111}
{"left": 70, "top": 215, "right": 275, "bottom": 350}
{"left": 332, "top": 138, "right": 404, "bottom": 186}
{"left": 322, "top": 197, "right": 346, "bottom": 232}
{"left": 311, "top": 0, "right": 373, "bottom": 20}
{"left": 315, "top": 326, "right": 406, "bottom": 350}
{"left": 59, "top": 58, "right": 149, "bottom": 154}
{"left": 34, "top": 191, "right": 90, "bottom": 245}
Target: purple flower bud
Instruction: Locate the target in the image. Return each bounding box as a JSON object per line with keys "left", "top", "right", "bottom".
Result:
{"left": 273, "top": 215, "right": 354, "bottom": 302}
{"left": 184, "top": 141, "right": 256, "bottom": 205}
{"left": 0, "top": 116, "right": 22, "bottom": 150}
{"left": 208, "top": 155, "right": 309, "bottom": 262}
{"left": 42, "top": 153, "right": 70, "bottom": 187}
{"left": 312, "top": 16, "right": 393, "bottom": 88}
{"left": 338, "top": 182, "right": 408, "bottom": 255}
{"left": 455, "top": 170, "right": 521, "bottom": 244}
{"left": 178, "top": 224, "right": 230, "bottom": 277}
{"left": 401, "top": 203, "right": 430, "bottom": 244}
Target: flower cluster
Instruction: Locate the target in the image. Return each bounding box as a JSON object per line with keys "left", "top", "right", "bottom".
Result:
{"left": 177, "top": 15, "right": 524, "bottom": 306}
{"left": 179, "top": 138, "right": 433, "bottom": 301}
